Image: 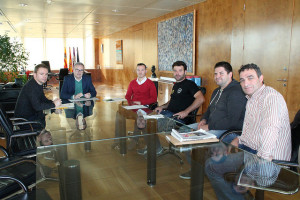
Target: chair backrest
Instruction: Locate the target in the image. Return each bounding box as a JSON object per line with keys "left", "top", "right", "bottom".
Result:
{"left": 58, "top": 68, "right": 69, "bottom": 80}
{"left": 41, "top": 61, "right": 51, "bottom": 73}
{"left": 185, "top": 86, "right": 206, "bottom": 124}
{"left": 0, "top": 105, "right": 37, "bottom": 157}
{"left": 0, "top": 105, "right": 14, "bottom": 151}
{"left": 291, "top": 110, "right": 300, "bottom": 164}
{"left": 198, "top": 86, "right": 206, "bottom": 96}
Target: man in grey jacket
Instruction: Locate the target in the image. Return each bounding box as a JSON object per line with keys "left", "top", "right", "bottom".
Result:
{"left": 198, "top": 61, "right": 247, "bottom": 139}
{"left": 180, "top": 61, "right": 247, "bottom": 180}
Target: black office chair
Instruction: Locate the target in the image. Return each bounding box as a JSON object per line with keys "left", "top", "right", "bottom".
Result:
{"left": 57, "top": 68, "right": 69, "bottom": 96}
{"left": 0, "top": 105, "right": 41, "bottom": 157}
{"left": 183, "top": 86, "right": 206, "bottom": 124}
{"left": 0, "top": 146, "right": 52, "bottom": 200}
{"left": 272, "top": 110, "right": 300, "bottom": 170}
{"left": 41, "top": 61, "right": 54, "bottom": 90}
{"left": 0, "top": 87, "right": 22, "bottom": 111}
{"left": 0, "top": 146, "right": 36, "bottom": 199}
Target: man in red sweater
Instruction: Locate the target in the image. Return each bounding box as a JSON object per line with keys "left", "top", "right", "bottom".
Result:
{"left": 125, "top": 63, "right": 157, "bottom": 106}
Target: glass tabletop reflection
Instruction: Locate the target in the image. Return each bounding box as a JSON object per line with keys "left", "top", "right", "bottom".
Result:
{"left": 36, "top": 100, "right": 299, "bottom": 200}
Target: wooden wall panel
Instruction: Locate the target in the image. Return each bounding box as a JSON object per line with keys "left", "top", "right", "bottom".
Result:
{"left": 242, "top": 0, "right": 293, "bottom": 99}
{"left": 195, "top": 0, "right": 232, "bottom": 110}
{"left": 287, "top": 0, "right": 300, "bottom": 119}
{"left": 230, "top": 0, "right": 245, "bottom": 76}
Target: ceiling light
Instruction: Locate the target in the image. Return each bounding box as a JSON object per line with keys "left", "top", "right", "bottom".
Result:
{"left": 112, "top": 9, "right": 119, "bottom": 13}
{"left": 19, "top": 3, "right": 28, "bottom": 7}
{"left": 95, "top": 22, "right": 99, "bottom": 24}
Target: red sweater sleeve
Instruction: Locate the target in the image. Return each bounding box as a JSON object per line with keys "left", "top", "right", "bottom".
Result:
{"left": 125, "top": 81, "right": 134, "bottom": 102}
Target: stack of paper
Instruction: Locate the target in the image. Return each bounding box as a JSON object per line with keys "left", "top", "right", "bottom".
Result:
{"left": 122, "top": 105, "right": 147, "bottom": 110}
{"left": 143, "top": 114, "right": 164, "bottom": 119}
{"left": 103, "top": 98, "right": 126, "bottom": 102}
{"left": 69, "top": 97, "right": 99, "bottom": 102}
{"left": 171, "top": 129, "right": 217, "bottom": 142}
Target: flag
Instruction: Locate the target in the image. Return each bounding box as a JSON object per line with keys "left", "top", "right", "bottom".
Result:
{"left": 69, "top": 47, "right": 73, "bottom": 72}
{"left": 64, "top": 47, "right": 68, "bottom": 68}
{"left": 76, "top": 47, "right": 80, "bottom": 62}
{"left": 73, "top": 47, "right": 76, "bottom": 67}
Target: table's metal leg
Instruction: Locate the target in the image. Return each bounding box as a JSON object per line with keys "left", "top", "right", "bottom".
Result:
{"left": 62, "top": 160, "right": 82, "bottom": 200}
{"left": 190, "top": 148, "right": 205, "bottom": 200}
{"left": 147, "top": 119, "right": 157, "bottom": 186}
{"left": 119, "top": 113, "right": 127, "bottom": 155}
{"left": 56, "top": 145, "right": 68, "bottom": 200}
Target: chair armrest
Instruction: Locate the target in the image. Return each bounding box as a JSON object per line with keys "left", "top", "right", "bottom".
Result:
{"left": 0, "top": 158, "right": 36, "bottom": 170}
{"left": 0, "top": 176, "right": 28, "bottom": 193}
{"left": 219, "top": 130, "right": 242, "bottom": 141}
{"left": 12, "top": 121, "right": 42, "bottom": 126}
{"left": 272, "top": 159, "right": 300, "bottom": 168}
{"left": 11, "top": 131, "right": 39, "bottom": 138}
{"left": 0, "top": 146, "right": 9, "bottom": 157}
{"left": 10, "top": 117, "right": 28, "bottom": 122}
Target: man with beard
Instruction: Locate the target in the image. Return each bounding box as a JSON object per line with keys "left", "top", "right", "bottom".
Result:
{"left": 155, "top": 61, "right": 205, "bottom": 124}
{"left": 197, "top": 61, "right": 247, "bottom": 139}
{"left": 138, "top": 61, "right": 205, "bottom": 155}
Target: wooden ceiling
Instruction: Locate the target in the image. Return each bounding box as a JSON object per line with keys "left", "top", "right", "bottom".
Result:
{"left": 0, "top": 0, "right": 204, "bottom": 38}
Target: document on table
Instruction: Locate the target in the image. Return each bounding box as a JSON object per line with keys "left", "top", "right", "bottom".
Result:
{"left": 171, "top": 129, "right": 217, "bottom": 142}
{"left": 143, "top": 114, "right": 164, "bottom": 119}
{"left": 103, "top": 98, "right": 127, "bottom": 102}
{"left": 69, "top": 97, "right": 99, "bottom": 102}
{"left": 122, "top": 105, "right": 147, "bottom": 110}
{"left": 52, "top": 103, "right": 74, "bottom": 109}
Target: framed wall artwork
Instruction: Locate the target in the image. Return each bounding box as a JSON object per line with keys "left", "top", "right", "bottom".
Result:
{"left": 116, "top": 40, "right": 123, "bottom": 64}
{"left": 157, "top": 11, "right": 195, "bottom": 74}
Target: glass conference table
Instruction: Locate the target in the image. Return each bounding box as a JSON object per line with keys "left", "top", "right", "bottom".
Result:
{"left": 36, "top": 99, "right": 300, "bottom": 200}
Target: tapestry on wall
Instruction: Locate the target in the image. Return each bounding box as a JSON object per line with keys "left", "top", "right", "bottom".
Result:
{"left": 157, "top": 11, "right": 195, "bottom": 74}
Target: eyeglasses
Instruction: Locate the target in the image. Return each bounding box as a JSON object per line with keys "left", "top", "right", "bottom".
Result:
{"left": 75, "top": 69, "right": 84, "bottom": 72}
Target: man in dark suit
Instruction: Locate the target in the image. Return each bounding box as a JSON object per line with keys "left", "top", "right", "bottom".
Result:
{"left": 60, "top": 62, "right": 97, "bottom": 100}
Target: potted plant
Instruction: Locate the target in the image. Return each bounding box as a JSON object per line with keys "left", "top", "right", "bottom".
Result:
{"left": 0, "top": 34, "right": 29, "bottom": 84}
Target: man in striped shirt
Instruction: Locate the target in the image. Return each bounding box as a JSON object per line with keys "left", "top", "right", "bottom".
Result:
{"left": 231, "top": 63, "right": 291, "bottom": 161}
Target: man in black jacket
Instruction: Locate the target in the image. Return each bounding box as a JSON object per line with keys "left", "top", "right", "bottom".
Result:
{"left": 197, "top": 61, "right": 247, "bottom": 140}
{"left": 15, "top": 64, "right": 61, "bottom": 127}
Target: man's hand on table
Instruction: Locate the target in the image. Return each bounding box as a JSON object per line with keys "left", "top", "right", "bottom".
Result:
{"left": 74, "top": 93, "right": 83, "bottom": 99}
{"left": 53, "top": 98, "right": 62, "bottom": 107}
{"left": 173, "top": 110, "right": 188, "bottom": 119}
{"left": 154, "top": 106, "right": 163, "bottom": 114}
{"left": 198, "top": 124, "right": 209, "bottom": 131}
{"left": 84, "top": 93, "right": 91, "bottom": 98}
{"left": 132, "top": 101, "right": 141, "bottom": 105}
